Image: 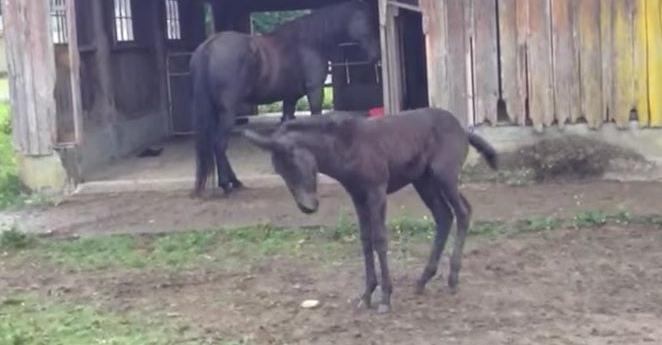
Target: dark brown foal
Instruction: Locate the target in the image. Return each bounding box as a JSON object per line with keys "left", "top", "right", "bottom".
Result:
{"left": 243, "top": 107, "right": 498, "bottom": 313}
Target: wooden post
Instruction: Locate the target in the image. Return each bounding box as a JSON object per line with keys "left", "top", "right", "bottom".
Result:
{"left": 66, "top": 0, "right": 84, "bottom": 145}
{"left": 3, "top": 0, "right": 58, "bottom": 155}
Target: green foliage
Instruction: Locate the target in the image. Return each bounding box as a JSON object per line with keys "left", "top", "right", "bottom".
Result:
{"left": 0, "top": 101, "right": 23, "bottom": 210}
{"left": 250, "top": 10, "right": 310, "bottom": 34}
{"left": 257, "top": 87, "right": 335, "bottom": 114}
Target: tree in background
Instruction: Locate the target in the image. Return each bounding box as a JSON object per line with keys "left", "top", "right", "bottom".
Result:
{"left": 250, "top": 10, "right": 310, "bottom": 34}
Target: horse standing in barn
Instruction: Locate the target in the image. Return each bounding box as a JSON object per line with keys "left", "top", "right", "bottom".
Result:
{"left": 190, "top": 0, "right": 381, "bottom": 197}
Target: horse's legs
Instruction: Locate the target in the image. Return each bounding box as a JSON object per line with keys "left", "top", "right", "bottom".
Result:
{"left": 300, "top": 49, "right": 327, "bottom": 116}
{"left": 213, "top": 100, "right": 242, "bottom": 193}
{"left": 412, "top": 176, "right": 454, "bottom": 294}
{"left": 367, "top": 187, "right": 392, "bottom": 313}
{"left": 432, "top": 168, "right": 471, "bottom": 293}
{"left": 350, "top": 193, "right": 378, "bottom": 309}
{"left": 281, "top": 99, "right": 297, "bottom": 122}
{"left": 306, "top": 87, "right": 324, "bottom": 115}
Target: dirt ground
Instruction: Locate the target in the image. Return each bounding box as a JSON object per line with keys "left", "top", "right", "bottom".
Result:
{"left": 9, "top": 180, "right": 662, "bottom": 236}
{"left": 2, "top": 222, "right": 661, "bottom": 345}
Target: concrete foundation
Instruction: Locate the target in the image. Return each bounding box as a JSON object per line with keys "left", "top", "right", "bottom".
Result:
{"left": 17, "top": 116, "right": 662, "bottom": 195}
{"left": 17, "top": 153, "right": 69, "bottom": 194}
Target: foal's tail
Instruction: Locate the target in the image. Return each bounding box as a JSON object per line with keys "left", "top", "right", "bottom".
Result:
{"left": 191, "top": 55, "right": 216, "bottom": 195}
{"left": 467, "top": 132, "right": 498, "bottom": 170}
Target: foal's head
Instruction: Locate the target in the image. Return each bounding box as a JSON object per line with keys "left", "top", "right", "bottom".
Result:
{"left": 243, "top": 128, "right": 319, "bottom": 214}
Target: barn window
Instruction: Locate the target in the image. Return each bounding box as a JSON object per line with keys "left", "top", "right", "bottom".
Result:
{"left": 113, "top": 0, "right": 135, "bottom": 42}
{"left": 50, "top": 0, "right": 68, "bottom": 44}
{"left": 165, "top": 0, "right": 182, "bottom": 40}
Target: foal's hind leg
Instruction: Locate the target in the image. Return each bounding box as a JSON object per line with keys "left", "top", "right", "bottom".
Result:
{"left": 429, "top": 157, "right": 471, "bottom": 293}
{"left": 412, "top": 177, "right": 454, "bottom": 295}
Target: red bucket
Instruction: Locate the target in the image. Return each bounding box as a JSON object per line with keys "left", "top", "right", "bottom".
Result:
{"left": 368, "top": 106, "right": 384, "bottom": 118}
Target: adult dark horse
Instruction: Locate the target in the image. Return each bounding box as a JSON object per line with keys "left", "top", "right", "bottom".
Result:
{"left": 242, "top": 108, "right": 499, "bottom": 313}
{"left": 190, "top": 0, "right": 380, "bottom": 197}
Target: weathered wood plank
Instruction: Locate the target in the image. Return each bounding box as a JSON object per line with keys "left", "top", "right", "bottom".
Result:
{"left": 66, "top": 0, "right": 84, "bottom": 144}
{"left": 527, "top": 0, "right": 554, "bottom": 130}
{"left": 600, "top": 0, "right": 614, "bottom": 123}
{"left": 3, "top": 0, "right": 58, "bottom": 155}
{"left": 634, "top": 0, "right": 649, "bottom": 126}
{"left": 472, "top": 0, "right": 499, "bottom": 125}
{"left": 612, "top": 0, "right": 636, "bottom": 128}
{"left": 445, "top": 0, "right": 470, "bottom": 126}
{"left": 515, "top": 0, "right": 530, "bottom": 126}
{"left": 551, "top": 0, "right": 580, "bottom": 127}
{"left": 648, "top": 0, "right": 662, "bottom": 127}
{"left": 498, "top": 0, "right": 523, "bottom": 124}
{"left": 420, "top": 0, "right": 449, "bottom": 112}
{"left": 577, "top": 0, "right": 603, "bottom": 128}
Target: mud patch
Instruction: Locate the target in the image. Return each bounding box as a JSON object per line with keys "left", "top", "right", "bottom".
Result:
{"left": 466, "top": 135, "right": 652, "bottom": 184}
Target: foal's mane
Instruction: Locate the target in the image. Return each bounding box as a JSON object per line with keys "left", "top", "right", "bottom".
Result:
{"left": 282, "top": 112, "right": 360, "bottom": 133}
{"left": 270, "top": 0, "right": 369, "bottom": 45}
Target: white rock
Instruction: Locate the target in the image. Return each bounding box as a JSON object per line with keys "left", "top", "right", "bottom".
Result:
{"left": 300, "top": 299, "right": 320, "bottom": 309}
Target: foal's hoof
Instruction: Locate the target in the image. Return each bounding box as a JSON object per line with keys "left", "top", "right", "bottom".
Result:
{"left": 414, "top": 284, "right": 426, "bottom": 296}
{"left": 448, "top": 275, "right": 459, "bottom": 294}
{"left": 377, "top": 304, "right": 391, "bottom": 314}
{"left": 355, "top": 298, "right": 372, "bottom": 310}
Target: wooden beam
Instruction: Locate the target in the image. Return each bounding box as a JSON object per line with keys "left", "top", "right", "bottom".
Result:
{"left": 648, "top": 0, "right": 662, "bottom": 127}
{"left": 3, "top": 0, "right": 58, "bottom": 155}
{"left": 65, "top": 0, "right": 84, "bottom": 145}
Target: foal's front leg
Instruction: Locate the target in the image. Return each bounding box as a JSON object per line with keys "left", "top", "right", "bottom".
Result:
{"left": 351, "top": 195, "right": 378, "bottom": 309}
{"left": 372, "top": 197, "right": 392, "bottom": 313}
{"left": 364, "top": 188, "right": 392, "bottom": 313}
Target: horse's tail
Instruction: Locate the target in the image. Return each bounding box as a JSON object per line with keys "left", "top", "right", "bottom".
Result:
{"left": 191, "top": 54, "right": 216, "bottom": 195}
{"left": 467, "top": 132, "right": 498, "bottom": 170}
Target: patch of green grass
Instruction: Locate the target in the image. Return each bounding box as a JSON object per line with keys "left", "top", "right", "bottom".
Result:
{"left": 0, "top": 295, "right": 199, "bottom": 345}
{"left": 0, "top": 228, "right": 36, "bottom": 250}
{"left": 4, "top": 209, "right": 661, "bottom": 271}
{"left": 517, "top": 216, "right": 564, "bottom": 232}
{"left": 572, "top": 210, "right": 609, "bottom": 228}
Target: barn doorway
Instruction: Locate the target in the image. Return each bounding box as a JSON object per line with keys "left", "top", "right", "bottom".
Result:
{"left": 397, "top": 8, "right": 428, "bottom": 110}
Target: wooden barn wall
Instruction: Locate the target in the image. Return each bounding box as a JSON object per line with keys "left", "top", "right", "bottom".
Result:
{"left": 421, "top": 0, "right": 662, "bottom": 130}
{"left": 3, "top": 0, "right": 57, "bottom": 155}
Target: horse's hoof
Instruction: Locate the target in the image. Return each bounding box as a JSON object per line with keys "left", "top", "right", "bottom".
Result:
{"left": 448, "top": 274, "right": 459, "bottom": 292}
{"left": 189, "top": 190, "right": 202, "bottom": 199}
{"left": 355, "top": 298, "right": 371, "bottom": 310}
{"left": 231, "top": 180, "right": 245, "bottom": 190}
{"left": 377, "top": 304, "right": 391, "bottom": 314}
{"left": 414, "top": 284, "right": 425, "bottom": 296}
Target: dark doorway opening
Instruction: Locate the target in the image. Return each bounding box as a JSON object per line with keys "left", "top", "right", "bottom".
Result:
{"left": 397, "top": 9, "right": 428, "bottom": 110}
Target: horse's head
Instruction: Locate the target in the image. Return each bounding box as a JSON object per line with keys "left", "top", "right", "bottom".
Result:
{"left": 346, "top": 0, "right": 381, "bottom": 63}
{"left": 243, "top": 129, "right": 319, "bottom": 214}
